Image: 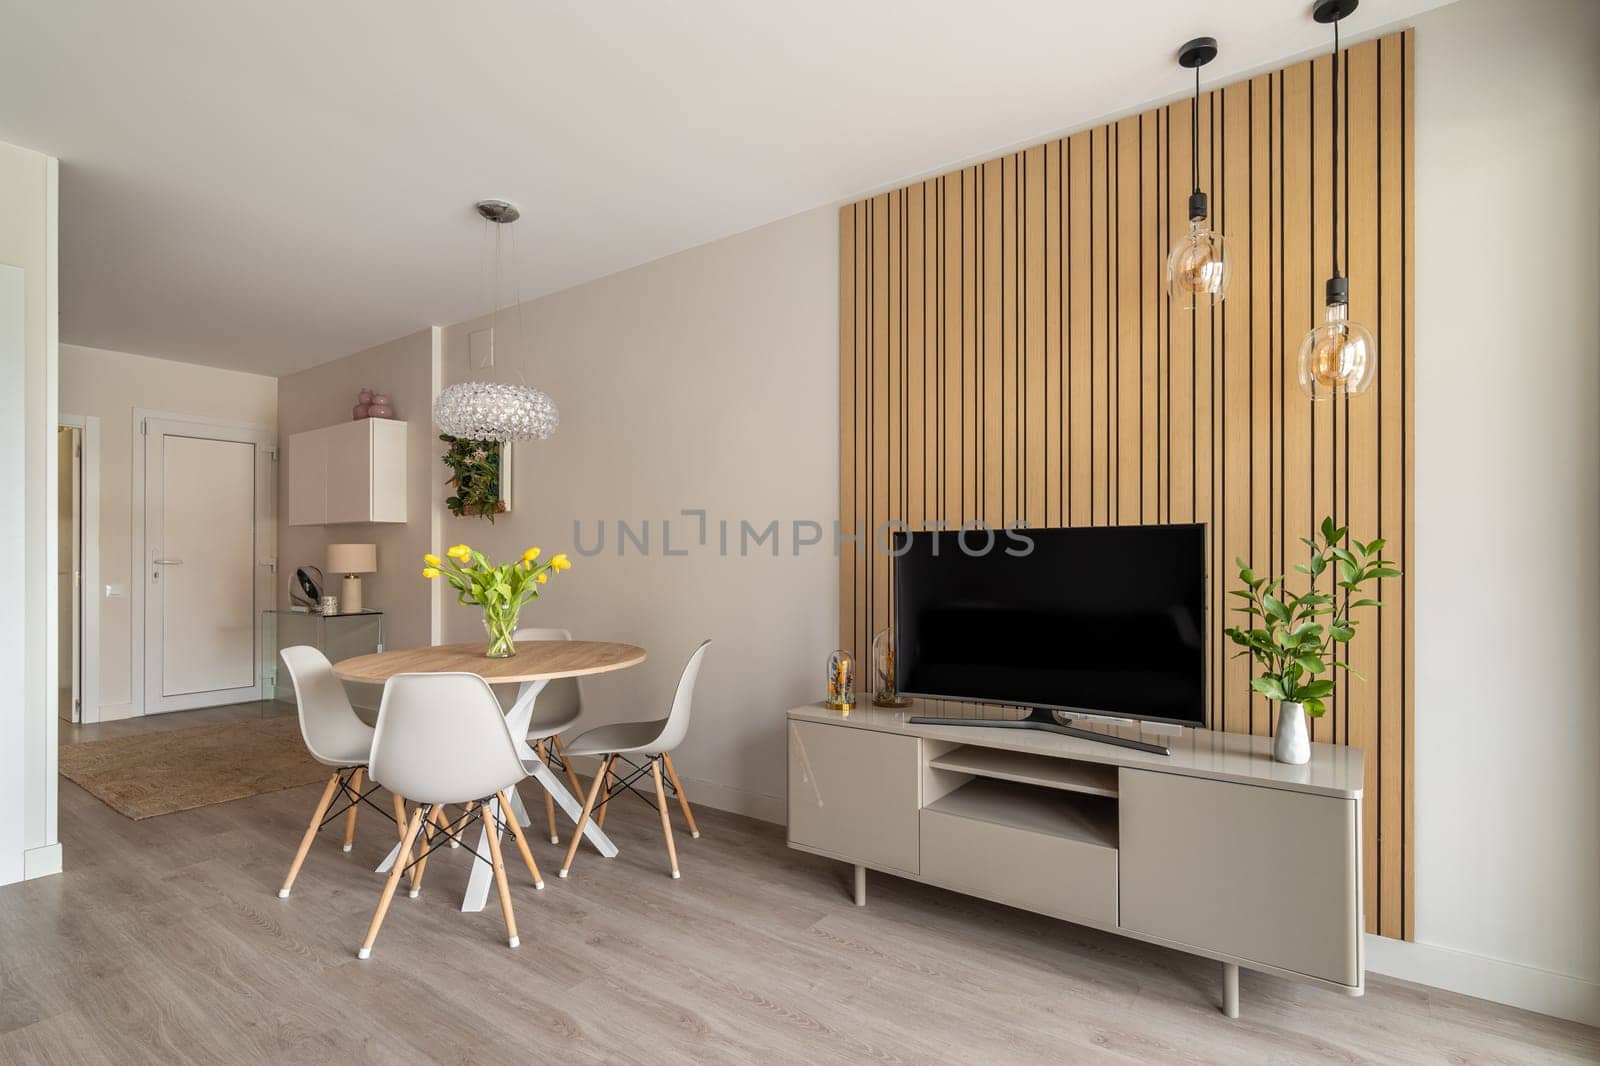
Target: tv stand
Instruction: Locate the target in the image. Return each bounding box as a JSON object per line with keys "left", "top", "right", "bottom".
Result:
{"left": 787, "top": 701, "right": 1365, "bottom": 1019}
{"left": 907, "top": 707, "right": 1172, "bottom": 756}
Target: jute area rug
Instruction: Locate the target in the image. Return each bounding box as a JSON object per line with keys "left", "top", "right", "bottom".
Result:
{"left": 59, "top": 715, "right": 327, "bottom": 820}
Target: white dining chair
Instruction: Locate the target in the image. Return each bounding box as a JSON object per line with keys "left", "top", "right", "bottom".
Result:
{"left": 559, "top": 640, "right": 711, "bottom": 880}
{"left": 358, "top": 672, "right": 544, "bottom": 959}
{"left": 277, "top": 646, "right": 407, "bottom": 899}
{"left": 512, "top": 626, "right": 588, "bottom": 843}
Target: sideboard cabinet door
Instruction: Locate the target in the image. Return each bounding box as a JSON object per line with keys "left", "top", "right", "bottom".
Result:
{"left": 787, "top": 721, "right": 920, "bottom": 876}
{"left": 1118, "top": 768, "right": 1362, "bottom": 986}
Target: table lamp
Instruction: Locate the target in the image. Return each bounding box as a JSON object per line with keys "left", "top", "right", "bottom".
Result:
{"left": 326, "top": 543, "right": 377, "bottom": 614}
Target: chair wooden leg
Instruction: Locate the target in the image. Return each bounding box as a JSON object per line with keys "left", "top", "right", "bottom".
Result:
{"left": 560, "top": 755, "right": 613, "bottom": 878}
{"left": 553, "top": 735, "right": 585, "bottom": 799}
{"left": 279, "top": 771, "right": 342, "bottom": 898}
{"left": 391, "top": 792, "right": 408, "bottom": 844}
{"left": 409, "top": 805, "right": 445, "bottom": 898}
{"left": 341, "top": 767, "right": 363, "bottom": 852}
{"left": 450, "top": 801, "right": 472, "bottom": 846}
{"left": 358, "top": 805, "right": 426, "bottom": 959}
{"left": 650, "top": 758, "right": 681, "bottom": 879}
{"left": 661, "top": 753, "right": 700, "bottom": 839}
{"left": 497, "top": 790, "right": 545, "bottom": 889}
{"left": 537, "top": 741, "right": 559, "bottom": 844}
{"left": 596, "top": 762, "right": 614, "bottom": 829}
{"left": 481, "top": 801, "right": 520, "bottom": 948}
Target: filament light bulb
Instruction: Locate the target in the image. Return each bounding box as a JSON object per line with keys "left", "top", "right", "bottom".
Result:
{"left": 1297, "top": 298, "right": 1376, "bottom": 400}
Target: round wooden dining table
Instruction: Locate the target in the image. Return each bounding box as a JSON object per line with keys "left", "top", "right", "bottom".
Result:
{"left": 333, "top": 640, "right": 646, "bottom": 913}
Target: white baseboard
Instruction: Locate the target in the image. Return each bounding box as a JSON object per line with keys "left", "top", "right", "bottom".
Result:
{"left": 22, "top": 843, "right": 62, "bottom": 880}
{"left": 562, "top": 755, "right": 784, "bottom": 826}
{"left": 1366, "top": 934, "right": 1600, "bottom": 1029}
{"left": 95, "top": 701, "right": 136, "bottom": 723}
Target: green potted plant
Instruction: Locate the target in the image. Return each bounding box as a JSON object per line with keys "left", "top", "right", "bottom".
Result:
{"left": 1223, "top": 516, "right": 1399, "bottom": 764}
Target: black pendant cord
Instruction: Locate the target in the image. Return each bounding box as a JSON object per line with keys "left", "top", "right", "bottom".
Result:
{"left": 1331, "top": 17, "right": 1342, "bottom": 282}
{"left": 1191, "top": 63, "right": 1200, "bottom": 197}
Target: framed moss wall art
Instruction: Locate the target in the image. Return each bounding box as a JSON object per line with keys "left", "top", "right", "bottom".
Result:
{"left": 441, "top": 433, "right": 512, "bottom": 521}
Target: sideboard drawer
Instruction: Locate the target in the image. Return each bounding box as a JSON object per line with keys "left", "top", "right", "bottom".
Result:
{"left": 787, "top": 720, "right": 920, "bottom": 876}
{"left": 920, "top": 794, "right": 1117, "bottom": 926}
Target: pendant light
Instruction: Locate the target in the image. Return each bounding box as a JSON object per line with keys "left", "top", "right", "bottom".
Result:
{"left": 1166, "top": 36, "right": 1230, "bottom": 307}
{"left": 1298, "top": 0, "right": 1376, "bottom": 400}
{"left": 432, "top": 199, "right": 560, "bottom": 442}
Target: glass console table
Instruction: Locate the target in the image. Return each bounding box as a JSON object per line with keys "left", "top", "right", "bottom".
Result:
{"left": 262, "top": 609, "right": 384, "bottom": 701}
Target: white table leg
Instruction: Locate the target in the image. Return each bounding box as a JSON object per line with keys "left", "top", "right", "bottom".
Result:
{"left": 507, "top": 678, "right": 617, "bottom": 864}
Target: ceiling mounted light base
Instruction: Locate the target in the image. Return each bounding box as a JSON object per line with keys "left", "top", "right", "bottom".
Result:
{"left": 1177, "top": 37, "right": 1218, "bottom": 68}
{"left": 1313, "top": 0, "right": 1358, "bottom": 24}
{"left": 474, "top": 199, "right": 521, "bottom": 224}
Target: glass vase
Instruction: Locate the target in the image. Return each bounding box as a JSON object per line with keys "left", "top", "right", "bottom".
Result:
{"left": 483, "top": 605, "right": 521, "bottom": 659}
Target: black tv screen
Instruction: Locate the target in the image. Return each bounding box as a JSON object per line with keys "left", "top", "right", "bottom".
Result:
{"left": 894, "top": 524, "right": 1207, "bottom": 726}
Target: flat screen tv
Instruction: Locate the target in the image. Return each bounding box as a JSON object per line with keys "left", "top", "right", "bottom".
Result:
{"left": 895, "top": 524, "right": 1206, "bottom": 752}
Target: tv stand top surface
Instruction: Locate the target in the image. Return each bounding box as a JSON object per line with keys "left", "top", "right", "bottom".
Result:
{"left": 787, "top": 701, "right": 1364, "bottom": 800}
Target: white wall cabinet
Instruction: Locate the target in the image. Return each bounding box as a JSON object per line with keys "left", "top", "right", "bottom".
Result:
{"left": 287, "top": 419, "right": 407, "bottom": 525}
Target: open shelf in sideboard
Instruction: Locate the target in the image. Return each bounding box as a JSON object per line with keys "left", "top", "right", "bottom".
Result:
{"left": 928, "top": 744, "right": 1121, "bottom": 798}
{"left": 923, "top": 777, "right": 1118, "bottom": 851}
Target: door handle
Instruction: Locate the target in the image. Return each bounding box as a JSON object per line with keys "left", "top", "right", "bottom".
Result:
{"left": 153, "top": 558, "right": 184, "bottom": 565}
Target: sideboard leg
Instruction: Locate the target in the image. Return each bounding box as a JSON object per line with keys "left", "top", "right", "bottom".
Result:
{"left": 853, "top": 864, "right": 867, "bottom": 906}
{"left": 1222, "top": 962, "right": 1240, "bottom": 1019}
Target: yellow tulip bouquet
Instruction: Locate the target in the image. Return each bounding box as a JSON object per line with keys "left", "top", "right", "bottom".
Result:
{"left": 422, "top": 543, "right": 572, "bottom": 658}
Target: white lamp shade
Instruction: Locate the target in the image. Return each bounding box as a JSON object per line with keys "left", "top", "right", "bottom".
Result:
{"left": 327, "top": 543, "right": 377, "bottom": 575}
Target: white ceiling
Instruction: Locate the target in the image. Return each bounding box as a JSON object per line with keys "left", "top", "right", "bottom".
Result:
{"left": 0, "top": 0, "right": 1449, "bottom": 377}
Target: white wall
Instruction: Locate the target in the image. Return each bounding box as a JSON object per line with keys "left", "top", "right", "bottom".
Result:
{"left": 0, "top": 137, "right": 59, "bottom": 884}
{"left": 59, "top": 344, "right": 278, "bottom": 719}
{"left": 277, "top": 327, "right": 441, "bottom": 687}
{"left": 435, "top": 208, "right": 839, "bottom": 820}
{"left": 1387, "top": 0, "right": 1600, "bottom": 1025}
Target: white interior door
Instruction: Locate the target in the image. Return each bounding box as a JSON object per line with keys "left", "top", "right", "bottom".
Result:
{"left": 144, "top": 421, "right": 272, "bottom": 713}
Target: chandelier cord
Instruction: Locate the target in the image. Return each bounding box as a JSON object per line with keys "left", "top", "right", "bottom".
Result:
{"left": 510, "top": 221, "right": 530, "bottom": 388}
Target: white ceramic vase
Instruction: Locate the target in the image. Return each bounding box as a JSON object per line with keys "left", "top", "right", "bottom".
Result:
{"left": 1273, "top": 700, "right": 1311, "bottom": 764}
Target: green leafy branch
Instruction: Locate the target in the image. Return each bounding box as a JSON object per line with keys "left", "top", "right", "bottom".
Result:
{"left": 1222, "top": 516, "right": 1400, "bottom": 719}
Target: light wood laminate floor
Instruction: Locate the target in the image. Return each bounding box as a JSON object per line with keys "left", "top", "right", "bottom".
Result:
{"left": 4, "top": 706, "right": 1594, "bottom": 1064}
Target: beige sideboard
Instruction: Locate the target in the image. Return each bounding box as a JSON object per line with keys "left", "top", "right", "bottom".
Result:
{"left": 786, "top": 702, "right": 1365, "bottom": 1018}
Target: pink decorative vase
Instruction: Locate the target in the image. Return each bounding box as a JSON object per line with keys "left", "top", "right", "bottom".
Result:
{"left": 368, "top": 393, "right": 394, "bottom": 418}
{"left": 352, "top": 404, "right": 369, "bottom": 419}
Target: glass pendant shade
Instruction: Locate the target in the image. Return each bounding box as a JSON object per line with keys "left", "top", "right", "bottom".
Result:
{"left": 432, "top": 380, "right": 559, "bottom": 442}
{"left": 1166, "top": 216, "right": 1230, "bottom": 307}
{"left": 1297, "top": 301, "right": 1376, "bottom": 400}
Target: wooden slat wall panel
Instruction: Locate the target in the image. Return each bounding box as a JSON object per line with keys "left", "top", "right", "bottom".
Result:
{"left": 837, "top": 32, "right": 1414, "bottom": 938}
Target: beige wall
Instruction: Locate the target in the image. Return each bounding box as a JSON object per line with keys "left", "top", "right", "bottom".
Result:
{"left": 276, "top": 327, "right": 441, "bottom": 670}
{"left": 435, "top": 207, "right": 839, "bottom": 820}
{"left": 0, "top": 137, "right": 57, "bottom": 884}
{"left": 60, "top": 344, "right": 278, "bottom": 718}
{"left": 1381, "top": 0, "right": 1600, "bottom": 1023}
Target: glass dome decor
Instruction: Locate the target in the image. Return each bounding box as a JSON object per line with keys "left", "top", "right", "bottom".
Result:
{"left": 825, "top": 649, "right": 856, "bottom": 713}
{"left": 432, "top": 380, "right": 559, "bottom": 443}
{"left": 871, "top": 628, "right": 912, "bottom": 708}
